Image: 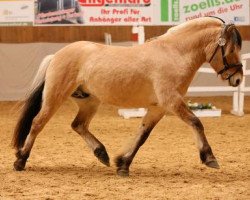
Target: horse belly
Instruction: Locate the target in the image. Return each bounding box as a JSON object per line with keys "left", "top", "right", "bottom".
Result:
{"left": 84, "top": 74, "right": 157, "bottom": 107}
{"left": 103, "top": 88, "right": 156, "bottom": 107}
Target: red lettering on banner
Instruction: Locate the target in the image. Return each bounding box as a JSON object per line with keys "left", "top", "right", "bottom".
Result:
{"left": 79, "top": 0, "right": 151, "bottom": 6}
{"left": 141, "top": 16, "right": 151, "bottom": 22}
{"left": 113, "top": 9, "right": 129, "bottom": 14}
{"left": 217, "top": 7, "right": 228, "bottom": 14}
{"left": 130, "top": 9, "right": 140, "bottom": 14}
{"left": 79, "top": 0, "right": 104, "bottom": 6}
{"left": 37, "top": 8, "right": 75, "bottom": 18}
{"left": 230, "top": 4, "right": 243, "bottom": 11}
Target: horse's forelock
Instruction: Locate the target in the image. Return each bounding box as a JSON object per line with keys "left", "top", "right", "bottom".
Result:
{"left": 232, "top": 28, "right": 242, "bottom": 49}
{"left": 224, "top": 25, "right": 242, "bottom": 49}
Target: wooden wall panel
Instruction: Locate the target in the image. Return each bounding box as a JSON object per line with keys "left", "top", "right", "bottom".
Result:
{"left": 238, "top": 26, "right": 250, "bottom": 40}
{"left": 0, "top": 26, "right": 249, "bottom": 43}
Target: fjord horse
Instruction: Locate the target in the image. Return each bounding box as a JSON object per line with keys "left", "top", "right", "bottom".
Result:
{"left": 13, "top": 17, "right": 243, "bottom": 176}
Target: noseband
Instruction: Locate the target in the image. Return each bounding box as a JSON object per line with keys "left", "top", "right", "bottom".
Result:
{"left": 208, "top": 23, "right": 243, "bottom": 80}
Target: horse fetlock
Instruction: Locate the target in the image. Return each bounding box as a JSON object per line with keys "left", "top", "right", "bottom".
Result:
{"left": 15, "top": 150, "right": 29, "bottom": 160}
{"left": 94, "top": 146, "right": 110, "bottom": 167}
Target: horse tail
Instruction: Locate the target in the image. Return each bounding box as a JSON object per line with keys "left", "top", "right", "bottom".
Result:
{"left": 12, "top": 55, "right": 54, "bottom": 149}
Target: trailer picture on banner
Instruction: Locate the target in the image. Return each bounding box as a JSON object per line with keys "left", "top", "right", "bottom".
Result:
{"left": 34, "top": 0, "right": 84, "bottom": 25}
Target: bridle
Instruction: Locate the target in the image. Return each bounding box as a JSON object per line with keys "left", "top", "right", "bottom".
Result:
{"left": 208, "top": 17, "right": 243, "bottom": 80}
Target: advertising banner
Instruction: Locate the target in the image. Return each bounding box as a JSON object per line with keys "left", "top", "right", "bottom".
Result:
{"left": 157, "top": 0, "right": 250, "bottom": 25}
{"left": 0, "top": 0, "right": 34, "bottom": 26}
{"left": 79, "top": 0, "right": 153, "bottom": 26}
{"left": 34, "top": 0, "right": 249, "bottom": 26}
{"left": 34, "top": 0, "right": 154, "bottom": 26}
{"left": 1, "top": 0, "right": 248, "bottom": 26}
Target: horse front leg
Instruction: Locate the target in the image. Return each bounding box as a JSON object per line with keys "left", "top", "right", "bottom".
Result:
{"left": 171, "top": 98, "right": 219, "bottom": 169}
{"left": 115, "top": 106, "right": 165, "bottom": 176}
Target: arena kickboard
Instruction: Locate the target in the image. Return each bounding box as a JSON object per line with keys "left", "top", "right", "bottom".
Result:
{"left": 192, "top": 109, "right": 222, "bottom": 117}
{"left": 118, "top": 108, "right": 222, "bottom": 118}
{"left": 118, "top": 108, "right": 147, "bottom": 119}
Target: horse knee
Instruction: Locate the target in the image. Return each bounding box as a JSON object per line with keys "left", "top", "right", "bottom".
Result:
{"left": 190, "top": 117, "right": 204, "bottom": 132}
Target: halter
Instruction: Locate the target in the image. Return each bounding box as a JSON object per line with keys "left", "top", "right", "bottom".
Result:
{"left": 208, "top": 20, "right": 243, "bottom": 80}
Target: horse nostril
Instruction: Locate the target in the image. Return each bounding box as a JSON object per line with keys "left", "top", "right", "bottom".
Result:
{"left": 236, "top": 79, "right": 240, "bottom": 85}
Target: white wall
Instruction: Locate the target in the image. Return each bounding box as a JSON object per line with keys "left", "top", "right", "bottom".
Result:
{"left": 0, "top": 43, "right": 67, "bottom": 100}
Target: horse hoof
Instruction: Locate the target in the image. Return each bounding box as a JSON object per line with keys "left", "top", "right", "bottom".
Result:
{"left": 115, "top": 156, "right": 130, "bottom": 177}
{"left": 117, "top": 169, "right": 129, "bottom": 177}
{"left": 205, "top": 160, "right": 220, "bottom": 169}
{"left": 94, "top": 147, "right": 110, "bottom": 167}
{"left": 13, "top": 159, "right": 26, "bottom": 171}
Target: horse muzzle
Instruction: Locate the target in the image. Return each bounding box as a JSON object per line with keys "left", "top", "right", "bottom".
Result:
{"left": 229, "top": 72, "right": 242, "bottom": 87}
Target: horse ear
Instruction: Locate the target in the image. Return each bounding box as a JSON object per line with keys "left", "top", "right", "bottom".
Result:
{"left": 220, "top": 24, "right": 236, "bottom": 55}
{"left": 221, "top": 24, "right": 235, "bottom": 36}
{"left": 226, "top": 24, "right": 236, "bottom": 34}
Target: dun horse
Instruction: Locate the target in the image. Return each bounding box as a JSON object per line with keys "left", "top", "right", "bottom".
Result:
{"left": 12, "top": 17, "right": 243, "bottom": 176}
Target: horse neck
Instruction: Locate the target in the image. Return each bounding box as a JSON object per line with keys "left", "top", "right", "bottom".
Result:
{"left": 160, "top": 26, "right": 221, "bottom": 72}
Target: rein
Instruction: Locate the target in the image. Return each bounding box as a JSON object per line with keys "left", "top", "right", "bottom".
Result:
{"left": 208, "top": 19, "right": 243, "bottom": 80}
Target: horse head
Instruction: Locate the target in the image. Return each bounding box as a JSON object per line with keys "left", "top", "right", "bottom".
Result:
{"left": 208, "top": 20, "right": 243, "bottom": 87}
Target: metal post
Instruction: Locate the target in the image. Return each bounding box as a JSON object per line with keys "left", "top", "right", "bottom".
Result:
{"left": 239, "top": 59, "right": 247, "bottom": 115}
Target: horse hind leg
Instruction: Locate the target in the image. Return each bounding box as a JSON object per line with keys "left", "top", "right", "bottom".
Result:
{"left": 71, "top": 96, "right": 110, "bottom": 167}
{"left": 14, "top": 98, "right": 60, "bottom": 170}
{"left": 13, "top": 77, "right": 78, "bottom": 171}
{"left": 115, "top": 106, "right": 165, "bottom": 176}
